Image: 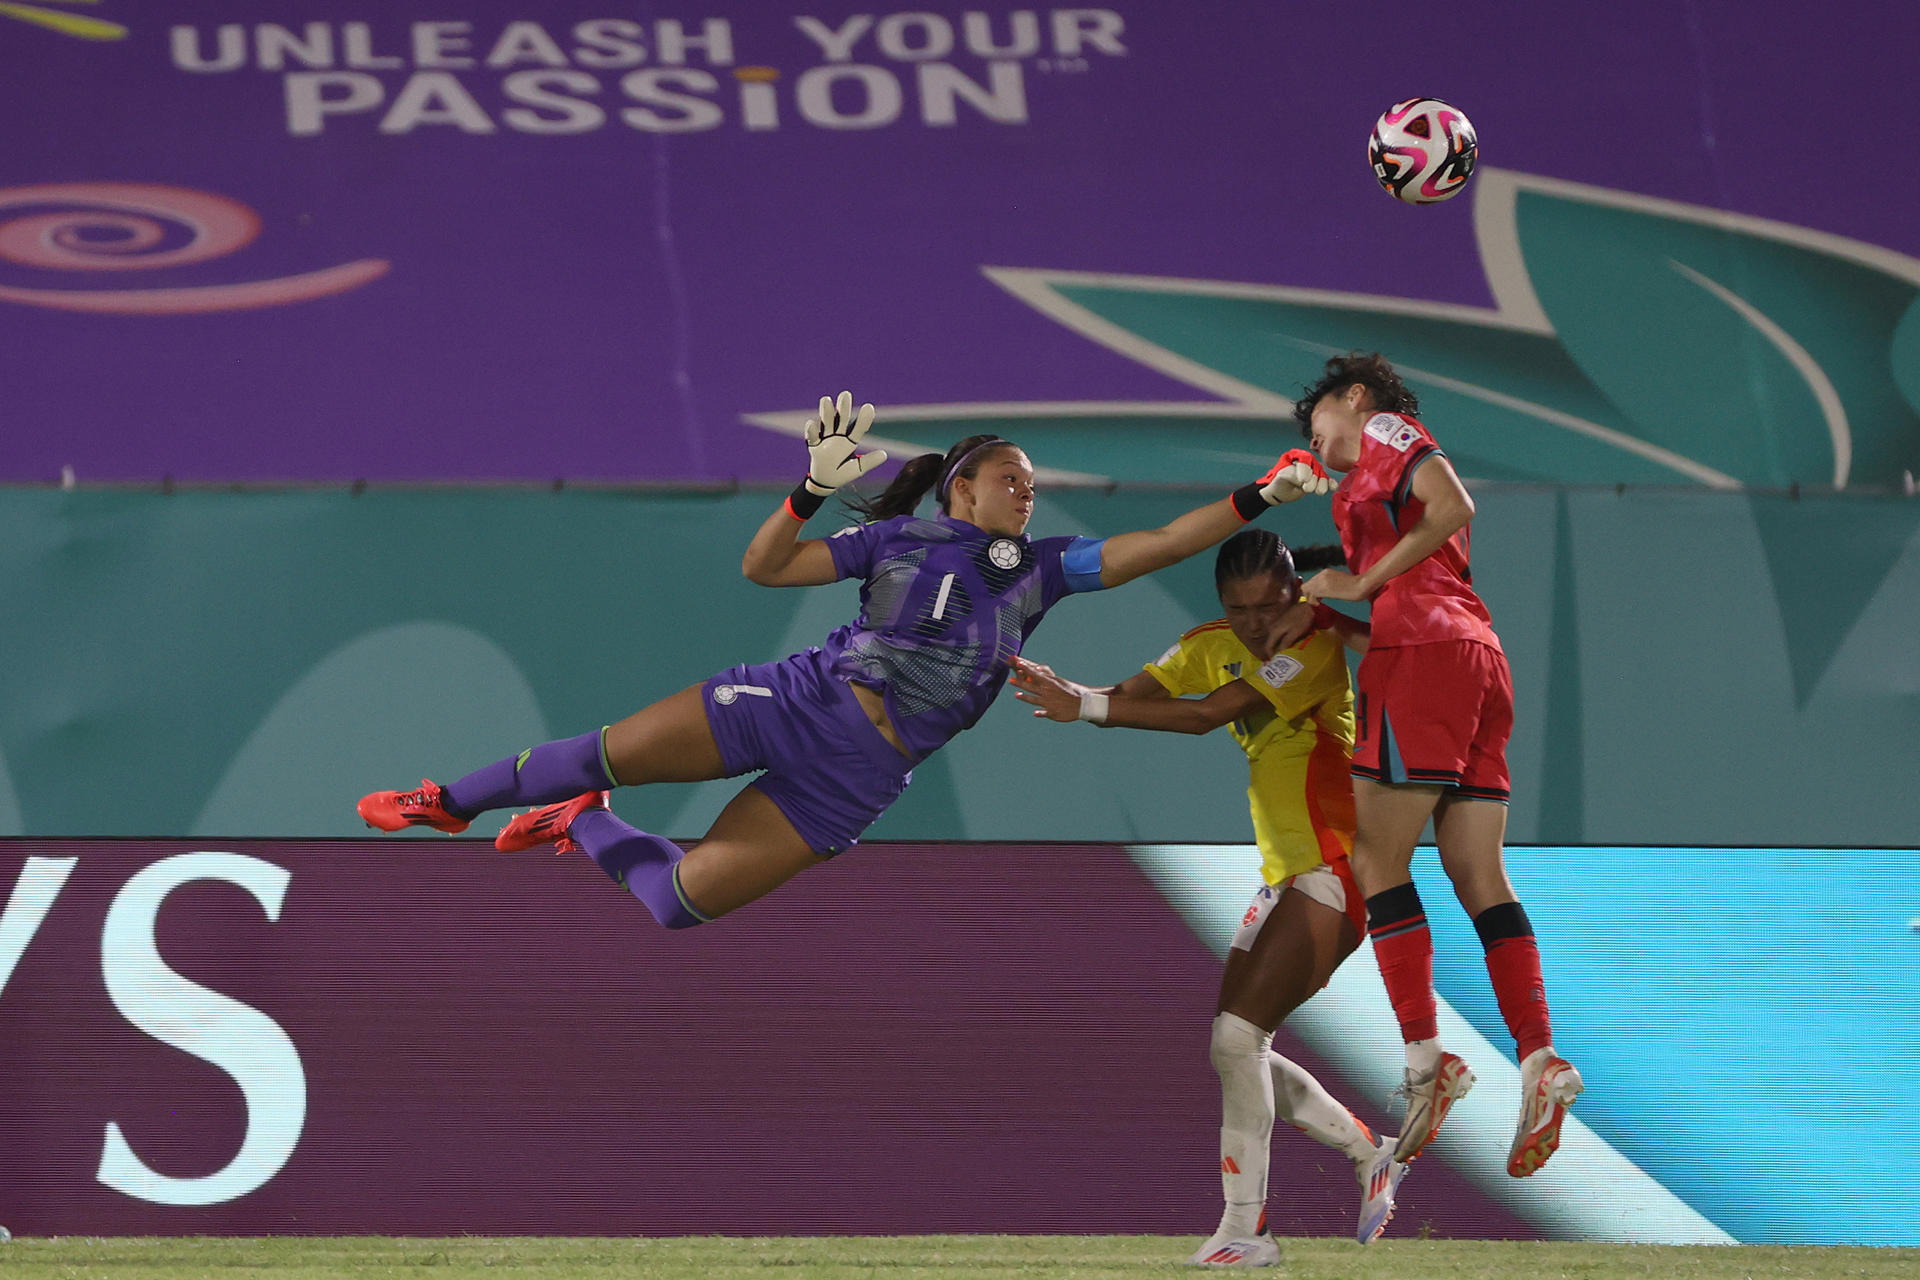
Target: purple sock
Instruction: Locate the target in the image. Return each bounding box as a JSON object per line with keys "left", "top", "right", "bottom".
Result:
{"left": 570, "top": 809, "right": 710, "bottom": 930}
{"left": 443, "top": 729, "right": 613, "bottom": 818}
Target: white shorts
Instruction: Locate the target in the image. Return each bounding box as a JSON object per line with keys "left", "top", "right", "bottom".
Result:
{"left": 1228, "top": 865, "right": 1353, "bottom": 953}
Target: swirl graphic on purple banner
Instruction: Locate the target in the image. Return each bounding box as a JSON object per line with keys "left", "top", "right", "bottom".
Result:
{"left": 0, "top": 182, "right": 388, "bottom": 314}
{"left": 0, "top": 0, "right": 125, "bottom": 41}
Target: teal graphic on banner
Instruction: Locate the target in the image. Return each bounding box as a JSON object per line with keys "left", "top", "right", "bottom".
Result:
{"left": 750, "top": 171, "right": 1920, "bottom": 492}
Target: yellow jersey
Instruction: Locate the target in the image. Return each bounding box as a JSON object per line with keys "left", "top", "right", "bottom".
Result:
{"left": 1144, "top": 619, "right": 1357, "bottom": 884}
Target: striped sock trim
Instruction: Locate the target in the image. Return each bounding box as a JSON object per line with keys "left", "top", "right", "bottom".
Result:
{"left": 1365, "top": 884, "right": 1427, "bottom": 940}
{"left": 1369, "top": 916, "right": 1429, "bottom": 942}
{"left": 671, "top": 864, "right": 715, "bottom": 924}
{"left": 1473, "top": 900, "right": 1535, "bottom": 948}
{"left": 596, "top": 726, "right": 619, "bottom": 789}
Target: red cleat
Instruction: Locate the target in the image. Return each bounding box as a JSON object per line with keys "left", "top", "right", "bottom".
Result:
{"left": 357, "top": 779, "right": 470, "bottom": 834}
{"left": 495, "top": 791, "right": 610, "bottom": 854}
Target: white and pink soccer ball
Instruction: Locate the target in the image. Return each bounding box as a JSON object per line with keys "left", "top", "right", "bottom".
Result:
{"left": 1368, "top": 98, "right": 1478, "bottom": 204}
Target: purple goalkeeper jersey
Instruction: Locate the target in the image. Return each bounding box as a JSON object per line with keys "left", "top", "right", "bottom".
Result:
{"left": 822, "top": 513, "right": 1107, "bottom": 762}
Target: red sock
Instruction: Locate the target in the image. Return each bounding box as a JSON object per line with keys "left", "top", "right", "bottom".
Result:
{"left": 1365, "top": 885, "right": 1439, "bottom": 1043}
{"left": 1485, "top": 937, "right": 1553, "bottom": 1060}
{"left": 1474, "top": 902, "right": 1554, "bottom": 1059}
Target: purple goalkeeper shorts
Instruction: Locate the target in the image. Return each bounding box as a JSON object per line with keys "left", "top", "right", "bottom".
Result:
{"left": 701, "top": 648, "right": 914, "bottom": 856}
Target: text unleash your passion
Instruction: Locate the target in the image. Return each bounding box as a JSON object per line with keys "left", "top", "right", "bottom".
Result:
{"left": 166, "top": 11, "right": 1132, "bottom": 136}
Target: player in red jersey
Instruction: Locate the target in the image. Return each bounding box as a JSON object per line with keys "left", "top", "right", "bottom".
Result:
{"left": 1290, "top": 353, "right": 1582, "bottom": 1179}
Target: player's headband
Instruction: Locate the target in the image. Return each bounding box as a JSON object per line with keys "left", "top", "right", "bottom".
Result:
{"left": 937, "top": 436, "right": 1008, "bottom": 503}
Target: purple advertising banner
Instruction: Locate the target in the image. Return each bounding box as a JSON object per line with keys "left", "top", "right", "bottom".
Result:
{"left": 4, "top": 2, "right": 1916, "bottom": 484}
{"left": 0, "top": 839, "right": 1533, "bottom": 1239}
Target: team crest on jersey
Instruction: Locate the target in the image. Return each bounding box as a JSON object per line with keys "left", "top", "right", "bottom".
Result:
{"left": 1258, "top": 654, "right": 1304, "bottom": 686}
{"left": 986, "top": 537, "right": 1024, "bottom": 569}
{"left": 1364, "top": 412, "right": 1421, "bottom": 453}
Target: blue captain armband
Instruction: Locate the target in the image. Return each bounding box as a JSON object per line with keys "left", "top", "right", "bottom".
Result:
{"left": 1062, "top": 536, "right": 1109, "bottom": 592}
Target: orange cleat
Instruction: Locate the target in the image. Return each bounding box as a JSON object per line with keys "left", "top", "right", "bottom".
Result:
{"left": 357, "top": 779, "right": 470, "bottom": 834}
{"left": 495, "top": 791, "right": 610, "bottom": 854}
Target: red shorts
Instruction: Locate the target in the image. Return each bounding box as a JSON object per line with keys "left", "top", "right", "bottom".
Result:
{"left": 1352, "top": 640, "right": 1512, "bottom": 801}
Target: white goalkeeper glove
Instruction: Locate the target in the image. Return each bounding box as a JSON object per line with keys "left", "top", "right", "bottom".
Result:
{"left": 1258, "top": 448, "right": 1335, "bottom": 504}
{"left": 1230, "top": 448, "right": 1335, "bottom": 521}
{"left": 802, "top": 391, "right": 888, "bottom": 496}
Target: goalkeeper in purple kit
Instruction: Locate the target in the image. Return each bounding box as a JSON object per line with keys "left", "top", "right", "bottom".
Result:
{"left": 359, "top": 392, "right": 1331, "bottom": 931}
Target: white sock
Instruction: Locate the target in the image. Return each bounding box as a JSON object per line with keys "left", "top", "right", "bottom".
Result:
{"left": 1210, "top": 1012, "right": 1275, "bottom": 1237}
{"left": 1405, "top": 1037, "right": 1443, "bottom": 1077}
{"left": 1268, "top": 1051, "right": 1376, "bottom": 1162}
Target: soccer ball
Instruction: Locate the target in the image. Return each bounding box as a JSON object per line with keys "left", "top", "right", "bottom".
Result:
{"left": 1368, "top": 98, "right": 1477, "bottom": 204}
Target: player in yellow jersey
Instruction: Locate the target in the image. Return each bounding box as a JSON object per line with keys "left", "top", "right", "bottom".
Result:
{"left": 1011, "top": 529, "right": 1406, "bottom": 1264}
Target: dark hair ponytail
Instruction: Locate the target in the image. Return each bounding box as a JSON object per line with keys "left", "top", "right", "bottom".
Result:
{"left": 847, "top": 434, "right": 1018, "bottom": 522}
{"left": 848, "top": 451, "right": 945, "bottom": 522}
{"left": 1290, "top": 543, "right": 1348, "bottom": 574}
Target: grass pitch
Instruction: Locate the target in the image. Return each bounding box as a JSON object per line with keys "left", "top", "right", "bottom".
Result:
{"left": 0, "top": 1235, "right": 1913, "bottom": 1279}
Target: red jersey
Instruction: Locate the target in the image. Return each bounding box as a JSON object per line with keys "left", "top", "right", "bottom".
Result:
{"left": 1331, "top": 412, "right": 1501, "bottom": 650}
